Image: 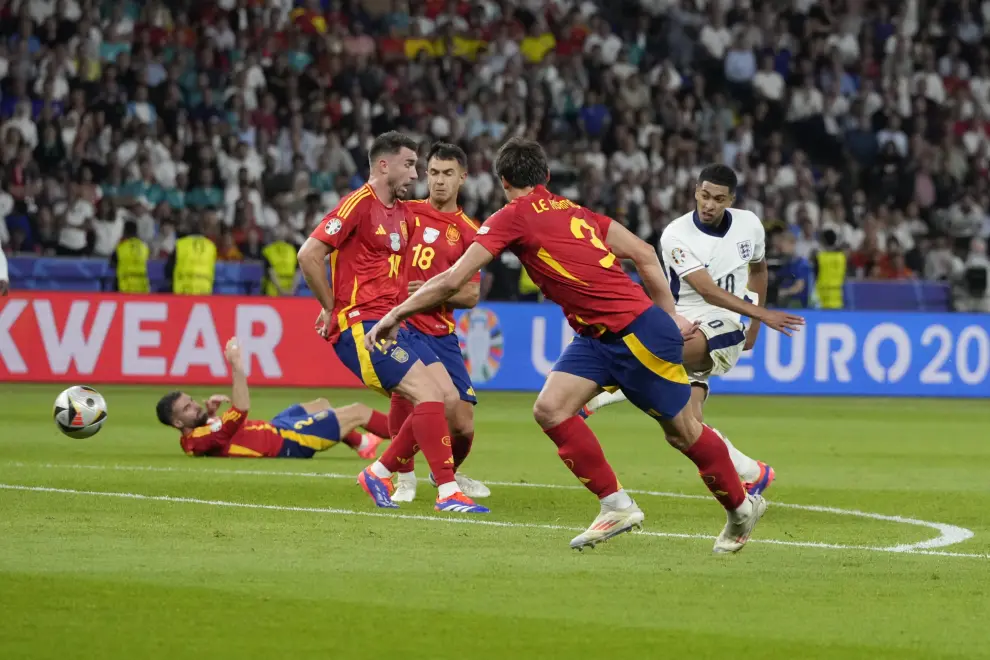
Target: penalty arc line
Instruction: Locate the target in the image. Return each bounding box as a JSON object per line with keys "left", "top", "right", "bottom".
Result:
{"left": 1, "top": 462, "right": 983, "bottom": 559}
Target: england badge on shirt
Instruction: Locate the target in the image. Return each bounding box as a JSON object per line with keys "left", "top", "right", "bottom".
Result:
{"left": 737, "top": 240, "right": 753, "bottom": 261}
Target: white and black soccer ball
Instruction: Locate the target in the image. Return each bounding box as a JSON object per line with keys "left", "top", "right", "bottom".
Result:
{"left": 53, "top": 386, "right": 108, "bottom": 439}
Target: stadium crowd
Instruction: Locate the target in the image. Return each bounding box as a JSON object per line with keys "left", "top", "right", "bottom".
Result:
{"left": 0, "top": 0, "right": 987, "bottom": 310}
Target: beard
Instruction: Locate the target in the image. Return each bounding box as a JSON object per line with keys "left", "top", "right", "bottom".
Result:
{"left": 194, "top": 411, "right": 210, "bottom": 427}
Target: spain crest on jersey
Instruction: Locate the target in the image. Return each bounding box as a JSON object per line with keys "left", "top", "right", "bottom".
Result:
{"left": 446, "top": 225, "right": 461, "bottom": 244}
{"left": 400, "top": 220, "right": 409, "bottom": 241}
{"left": 737, "top": 240, "right": 753, "bottom": 261}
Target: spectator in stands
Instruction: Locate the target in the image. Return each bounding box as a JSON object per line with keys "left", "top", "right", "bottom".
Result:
{"left": 775, "top": 232, "right": 811, "bottom": 309}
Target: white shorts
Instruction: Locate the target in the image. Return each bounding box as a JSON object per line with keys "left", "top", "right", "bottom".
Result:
{"left": 688, "top": 313, "right": 747, "bottom": 389}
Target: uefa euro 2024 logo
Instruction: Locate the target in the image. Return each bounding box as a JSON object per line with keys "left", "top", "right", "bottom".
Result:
{"left": 456, "top": 308, "right": 504, "bottom": 384}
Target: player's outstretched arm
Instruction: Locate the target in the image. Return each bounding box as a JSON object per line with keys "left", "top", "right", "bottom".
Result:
{"left": 365, "top": 243, "right": 494, "bottom": 349}
{"left": 745, "top": 259, "right": 769, "bottom": 349}
{"left": 683, "top": 269, "right": 805, "bottom": 335}
{"left": 297, "top": 237, "right": 336, "bottom": 338}
{"left": 604, "top": 220, "right": 676, "bottom": 315}
{"left": 225, "top": 338, "right": 250, "bottom": 413}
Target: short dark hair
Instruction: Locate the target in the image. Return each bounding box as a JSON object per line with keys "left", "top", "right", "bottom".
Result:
{"left": 426, "top": 141, "right": 467, "bottom": 169}
{"left": 123, "top": 220, "right": 138, "bottom": 238}
{"left": 156, "top": 391, "right": 182, "bottom": 426}
{"left": 697, "top": 164, "right": 738, "bottom": 194}
{"left": 368, "top": 131, "right": 419, "bottom": 165}
{"left": 822, "top": 229, "right": 838, "bottom": 247}
{"left": 493, "top": 137, "right": 549, "bottom": 189}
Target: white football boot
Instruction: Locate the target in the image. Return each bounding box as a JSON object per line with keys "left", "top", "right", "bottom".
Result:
{"left": 428, "top": 472, "right": 492, "bottom": 499}
{"left": 713, "top": 494, "right": 768, "bottom": 554}
{"left": 391, "top": 472, "right": 418, "bottom": 503}
{"left": 569, "top": 500, "right": 645, "bottom": 551}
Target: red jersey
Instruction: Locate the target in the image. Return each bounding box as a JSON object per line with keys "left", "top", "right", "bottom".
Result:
{"left": 402, "top": 199, "right": 482, "bottom": 336}
{"left": 309, "top": 183, "right": 409, "bottom": 343}
{"left": 180, "top": 408, "right": 284, "bottom": 458}
{"left": 473, "top": 186, "right": 653, "bottom": 336}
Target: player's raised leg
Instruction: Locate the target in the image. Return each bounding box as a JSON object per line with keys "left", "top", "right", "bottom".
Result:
{"left": 536, "top": 340, "right": 644, "bottom": 551}
{"left": 611, "top": 306, "right": 767, "bottom": 554}
{"left": 295, "top": 398, "right": 387, "bottom": 459}
{"left": 683, "top": 330, "right": 774, "bottom": 495}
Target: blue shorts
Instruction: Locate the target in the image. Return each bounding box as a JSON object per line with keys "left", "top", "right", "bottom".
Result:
{"left": 271, "top": 404, "right": 342, "bottom": 458}
{"left": 334, "top": 322, "right": 420, "bottom": 396}
{"left": 405, "top": 329, "right": 477, "bottom": 404}
{"left": 552, "top": 306, "right": 691, "bottom": 420}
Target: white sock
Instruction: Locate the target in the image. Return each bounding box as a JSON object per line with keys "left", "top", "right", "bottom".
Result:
{"left": 357, "top": 434, "right": 371, "bottom": 453}
{"left": 369, "top": 460, "right": 392, "bottom": 479}
{"left": 600, "top": 489, "right": 634, "bottom": 510}
{"left": 717, "top": 431, "right": 762, "bottom": 483}
{"left": 588, "top": 389, "right": 628, "bottom": 413}
{"left": 397, "top": 471, "right": 417, "bottom": 486}
{"left": 730, "top": 494, "right": 754, "bottom": 522}
{"left": 437, "top": 481, "right": 462, "bottom": 499}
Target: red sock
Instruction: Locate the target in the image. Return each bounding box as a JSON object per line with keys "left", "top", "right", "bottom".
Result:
{"left": 342, "top": 431, "right": 362, "bottom": 449}
{"left": 452, "top": 431, "right": 473, "bottom": 470}
{"left": 544, "top": 416, "right": 619, "bottom": 498}
{"left": 410, "top": 401, "right": 455, "bottom": 486}
{"left": 387, "top": 393, "right": 416, "bottom": 473}
{"left": 683, "top": 424, "right": 746, "bottom": 510}
{"left": 379, "top": 415, "right": 418, "bottom": 473}
{"left": 364, "top": 409, "right": 391, "bottom": 439}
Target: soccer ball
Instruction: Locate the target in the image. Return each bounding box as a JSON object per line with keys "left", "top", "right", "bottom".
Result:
{"left": 53, "top": 386, "right": 108, "bottom": 439}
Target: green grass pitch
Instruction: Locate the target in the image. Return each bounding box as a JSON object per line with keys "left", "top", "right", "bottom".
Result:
{"left": 1, "top": 384, "right": 989, "bottom": 659}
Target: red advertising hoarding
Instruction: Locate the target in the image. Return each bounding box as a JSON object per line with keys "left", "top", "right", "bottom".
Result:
{"left": 0, "top": 292, "right": 362, "bottom": 386}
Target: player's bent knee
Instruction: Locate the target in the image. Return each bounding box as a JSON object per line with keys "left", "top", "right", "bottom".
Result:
{"left": 533, "top": 396, "right": 567, "bottom": 430}
{"left": 451, "top": 401, "right": 474, "bottom": 436}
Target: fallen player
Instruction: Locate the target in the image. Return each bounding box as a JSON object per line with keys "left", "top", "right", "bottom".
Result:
{"left": 156, "top": 337, "right": 390, "bottom": 459}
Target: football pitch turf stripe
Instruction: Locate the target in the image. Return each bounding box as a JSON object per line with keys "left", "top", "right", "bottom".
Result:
{"left": 2, "top": 461, "right": 984, "bottom": 559}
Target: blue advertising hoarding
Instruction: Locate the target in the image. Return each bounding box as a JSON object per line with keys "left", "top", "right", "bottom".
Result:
{"left": 452, "top": 304, "right": 990, "bottom": 398}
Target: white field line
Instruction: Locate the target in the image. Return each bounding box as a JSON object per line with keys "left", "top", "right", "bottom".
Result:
{"left": 1, "top": 461, "right": 983, "bottom": 559}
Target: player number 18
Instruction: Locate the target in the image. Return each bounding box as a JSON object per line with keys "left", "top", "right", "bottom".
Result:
{"left": 570, "top": 217, "right": 616, "bottom": 269}
{"left": 411, "top": 244, "right": 436, "bottom": 271}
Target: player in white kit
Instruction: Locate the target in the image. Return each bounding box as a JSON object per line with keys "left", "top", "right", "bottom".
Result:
{"left": 581, "top": 165, "right": 804, "bottom": 495}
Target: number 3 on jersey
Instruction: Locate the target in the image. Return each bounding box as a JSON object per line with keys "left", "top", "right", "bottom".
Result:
{"left": 570, "top": 217, "right": 616, "bottom": 268}
{"left": 410, "top": 244, "right": 435, "bottom": 271}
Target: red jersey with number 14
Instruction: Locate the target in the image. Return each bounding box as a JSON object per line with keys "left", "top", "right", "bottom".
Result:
{"left": 473, "top": 185, "right": 652, "bottom": 336}
{"left": 308, "top": 183, "right": 409, "bottom": 343}
{"left": 402, "top": 199, "right": 482, "bottom": 336}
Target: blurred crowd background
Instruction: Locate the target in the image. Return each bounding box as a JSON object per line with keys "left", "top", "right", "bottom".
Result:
{"left": 0, "top": 0, "right": 988, "bottom": 310}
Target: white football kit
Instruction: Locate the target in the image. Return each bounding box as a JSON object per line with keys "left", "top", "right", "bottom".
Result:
{"left": 661, "top": 208, "right": 766, "bottom": 385}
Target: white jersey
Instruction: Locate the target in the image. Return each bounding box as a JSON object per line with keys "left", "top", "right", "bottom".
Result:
{"left": 660, "top": 208, "right": 766, "bottom": 323}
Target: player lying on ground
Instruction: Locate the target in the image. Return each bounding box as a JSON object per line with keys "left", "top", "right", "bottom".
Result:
{"left": 297, "top": 131, "right": 488, "bottom": 514}
{"left": 381, "top": 142, "right": 489, "bottom": 503}
{"left": 156, "top": 337, "right": 390, "bottom": 459}
{"left": 581, "top": 164, "right": 777, "bottom": 495}
{"left": 366, "top": 138, "right": 804, "bottom": 552}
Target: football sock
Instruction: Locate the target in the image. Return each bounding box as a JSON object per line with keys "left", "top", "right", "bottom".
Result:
{"left": 410, "top": 401, "right": 457, "bottom": 487}
{"left": 683, "top": 424, "right": 746, "bottom": 511}
{"left": 379, "top": 415, "right": 417, "bottom": 474}
{"left": 452, "top": 431, "right": 474, "bottom": 470}
{"left": 364, "top": 410, "right": 391, "bottom": 439}
{"left": 587, "top": 389, "right": 628, "bottom": 413}
{"left": 342, "top": 431, "right": 362, "bottom": 449}
{"left": 369, "top": 460, "right": 391, "bottom": 479}
{"left": 387, "top": 393, "right": 416, "bottom": 473}
{"left": 719, "top": 432, "right": 762, "bottom": 483}
{"left": 544, "top": 416, "right": 620, "bottom": 498}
